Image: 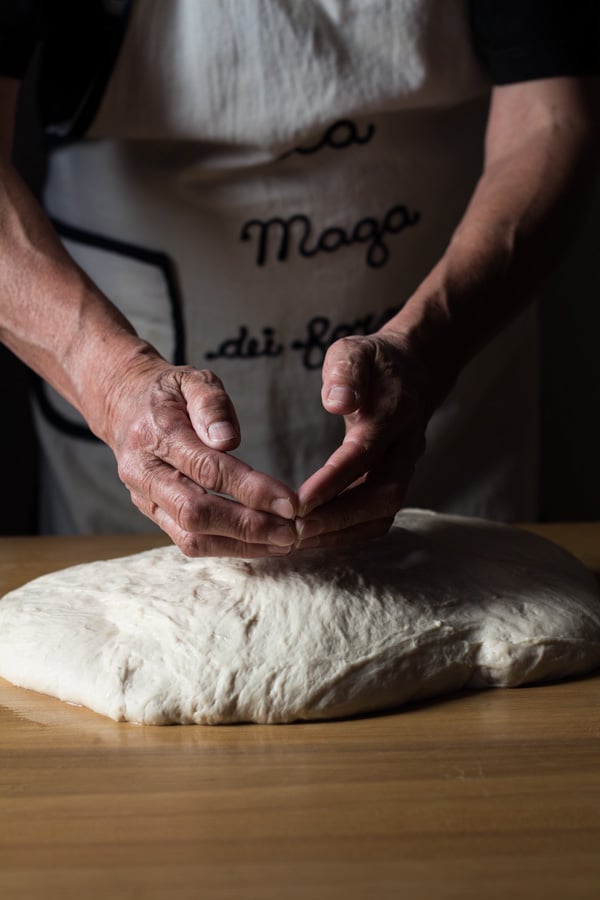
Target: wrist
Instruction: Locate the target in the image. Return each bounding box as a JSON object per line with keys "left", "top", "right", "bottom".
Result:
{"left": 378, "top": 232, "right": 520, "bottom": 411}
{"left": 377, "top": 269, "right": 465, "bottom": 413}
{"left": 72, "top": 330, "right": 167, "bottom": 445}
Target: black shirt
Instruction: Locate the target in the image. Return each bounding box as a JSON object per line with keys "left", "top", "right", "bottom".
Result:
{"left": 1, "top": 1, "right": 599, "bottom": 81}
{"left": 470, "top": 0, "right": 600, "bottom": 83}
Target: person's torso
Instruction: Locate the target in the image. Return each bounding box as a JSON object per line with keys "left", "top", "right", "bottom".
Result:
{"left": 36, "top": 1, "right": 537, "bottom": 531}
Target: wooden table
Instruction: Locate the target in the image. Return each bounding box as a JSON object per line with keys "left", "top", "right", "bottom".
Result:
{"left": 1, "top": 525, "right": 599, "bottom": 900}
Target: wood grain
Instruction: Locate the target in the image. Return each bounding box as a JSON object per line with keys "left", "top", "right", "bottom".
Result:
{"left": 1, "top": 525, "right": 599, "bottom": 900}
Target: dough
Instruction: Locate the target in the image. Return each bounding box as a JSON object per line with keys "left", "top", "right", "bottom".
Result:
{"left": 1, "top": 510, "right": 599, "bottom": 725}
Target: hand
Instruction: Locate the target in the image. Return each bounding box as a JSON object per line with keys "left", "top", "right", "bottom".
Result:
{"left": 100, "top": 353, "right": 298, "bottom": 557}
{"left": 296, "top": 332, "right": 432, "bottom": 550}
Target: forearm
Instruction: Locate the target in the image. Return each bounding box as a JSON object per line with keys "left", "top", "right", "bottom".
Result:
{"left": 380, "top": 76, "right": 599, "bottom": 408}
{"left": 0, "top": 156, "right": 157, "bottom": 439}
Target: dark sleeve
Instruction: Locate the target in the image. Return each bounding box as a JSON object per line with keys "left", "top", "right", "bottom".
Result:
{"left": 469, "top": 0, "right": 600, "bottom": 84}
{"left": 0, "top": 0, "right": 46, "bottom": 78}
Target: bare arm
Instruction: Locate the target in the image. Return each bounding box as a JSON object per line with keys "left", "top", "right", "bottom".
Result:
{"left": 0, "top": 77, "right": 297, "bottom": 555}
{"left": 0, "top": 79, "right": 143, "bottom": 415}
{"left": 388, "top": 76, "right": 599, "bottom": 382}
{"left": 297, "top": 76, "right": 599, "bottom": 546}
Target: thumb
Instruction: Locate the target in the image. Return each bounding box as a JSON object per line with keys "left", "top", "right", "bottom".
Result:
{"left": 321, "top": 337, "right": 373, "bottom": 416}
{"left": 181, "top": 368, "right": 241, "bottom": 450}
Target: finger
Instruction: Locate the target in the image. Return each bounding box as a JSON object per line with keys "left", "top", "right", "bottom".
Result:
{"left": 298, "top": 413, "right": 425, "bottom": 518}
{"left": 128, "top": 463, "right": 297, "bottom": 545}
{"left": 179, "top": 369, "right": 241, "bottom": 450}
{"left": 297, "top": 426, "right": 380, "bottom": 517}
{"left": 130, "top": 491, "right": 295, "bottom": 558}
{"left": 296, "top": 462, "right": 413, "bottom": 540}
{"left": 321, "top": 337, "right": 373, "bottom": 416}
{"left": 122, "top": 405, "right": 298, "bottom": 519}
{"left": 295, "top": 517, "right": 394, "bottom": 552}
{"left": 164, "top": 436, "right": 297, "bottom": 519}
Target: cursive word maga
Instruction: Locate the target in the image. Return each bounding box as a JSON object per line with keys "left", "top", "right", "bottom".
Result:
{"left": 240, "top": 204, "right": 420, "bottom": 269}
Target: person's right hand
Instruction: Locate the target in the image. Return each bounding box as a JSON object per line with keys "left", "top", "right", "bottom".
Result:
{"left": 96, "top": 352, "right": 298, "bottom": 557}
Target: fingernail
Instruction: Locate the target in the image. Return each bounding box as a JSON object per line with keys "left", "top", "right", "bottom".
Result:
{"left": 327, "top": 385, "right": 358, "bottom": 407}
{"left": 295, "top": 517, "right": 322, "bottom": 540}
{"left": 271, "top": 498, "right": 295, "bottom": 520}
{"left": 208, "top": 421, "right": 237, "bottom": 442}
{"left": 268, "top": 544, "right": 292, "bottom": 556}
{"left": 268, "top": 524, "right": 296, "bottom": 547}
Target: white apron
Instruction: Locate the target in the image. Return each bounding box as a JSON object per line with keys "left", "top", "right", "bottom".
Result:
{"left": 36, "top": 0, "right": 539, "bottom": 533}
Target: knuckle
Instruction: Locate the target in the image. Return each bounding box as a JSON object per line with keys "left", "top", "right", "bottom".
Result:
{"left": 178, "top": 534, "right": 239, "bottom": 558}
{"left": 236, "top": 506, "right": 260, "bottom": 543}
{"left": 175, "top": 493, "right": 205, "bottom": 532}
{"left": 184, "top": 370, "right": 229, "bottom": 410}
{"left": 177, "top": 532, "right": 202, "bottom": 558}
{"left": 127, "top": 415, "right": 173, "bottom": 460}
{"left": 330, "top": 335, "right": 360, "bottom": 353}
{"left": 327, "top": 337, "right": 364, "bottom": 369}
{"left": 193, "top": 451, "right": 223, "bottom": 492}
{"left": 187, "top": 368, "right": 224, "bottom": 390}
{"left": 233, "top": 468, "right": 263, "bottom": 508}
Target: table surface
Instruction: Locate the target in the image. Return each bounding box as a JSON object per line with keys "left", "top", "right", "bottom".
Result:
{"left": 1, "top": 525, "right": 599, "bottom": 900}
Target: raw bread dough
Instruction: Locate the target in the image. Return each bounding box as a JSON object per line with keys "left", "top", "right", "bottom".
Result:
{"left": 0, "top": 510, "right": 599, "bottom": 725}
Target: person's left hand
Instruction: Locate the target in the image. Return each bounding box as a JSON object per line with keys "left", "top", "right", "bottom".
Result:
{"left": 295, "top": 331, "right": 434, "bottom": 550}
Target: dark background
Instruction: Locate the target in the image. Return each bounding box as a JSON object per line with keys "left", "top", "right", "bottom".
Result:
{"left": 1, "top": 67, "right": 44, "bottom": 535}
